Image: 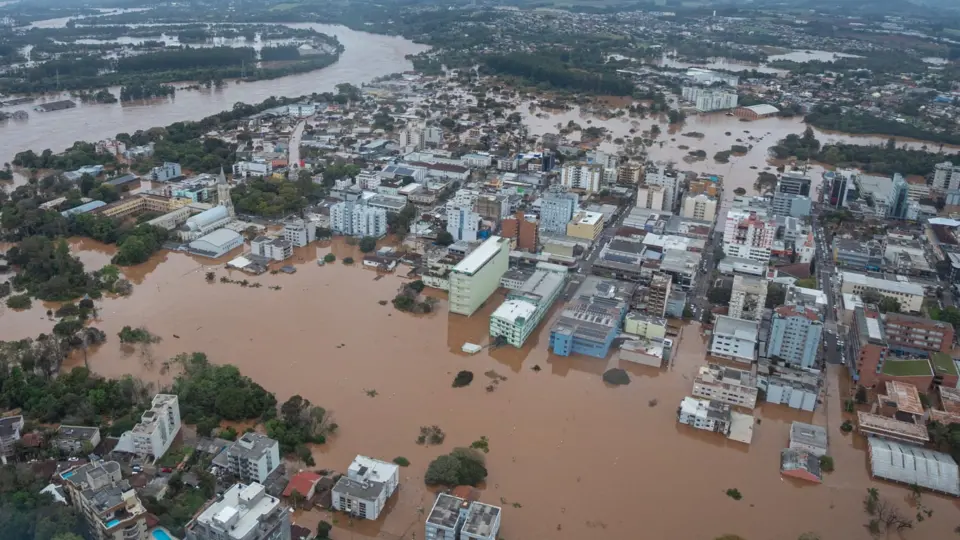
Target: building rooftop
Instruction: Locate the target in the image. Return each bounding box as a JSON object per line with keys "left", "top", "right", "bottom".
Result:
{"left": 453, "top": 236, "right": 507, "bottom": 276}
{"left": 713, "top": 315, "right": 759, "bottom": 343}
{"left": 790, "top": 422, "right": 828, "bottom": 452}
{"left": 857, "top": 411, "right": 929, "bottom": 444}
{"left": 881, "top": 359, "right": 932, "bottom": 377}
{"left": 228, "top": 433, "right": 277, "bottom": 460}
{"left": 868, "top": 438, "right": 959, "bottom": 496}
{"left": 780, "top": 449, "right": 822, "bottom": 483}
{"left": 57, "top": 425, "right": 99, "bottom": 441}
{"left": 571, "top": 210, "right": 603, "bottom": 226}
{"left": 462, "top": 501, "right": 501, "bottom": 537}
{"left": 491, "top": 299, "right": 537, "bottom": 324}
{"left": 940, "top": 386, "right": 960, "bottom": 415}
{"left": 132, "top": 394, "right": 178, "bottom": 435}
{"left": 879, "top": 381, "right": 924, "bottom": 416}
{"left": 426, "top": 493, "right": 466, "bottom": 530}
{"left": 843, "top": 271, "right": 924, "bottom": 296}
{"left": 696, "top": 363, "right": 757, "bottom": 389}
{"left": 774, "top": 304, "right": 821, "bottom": 322}
{"left": 191, "top": 482, "right": 282, "bottom": 540}
{"left": 679, "top": 396, "right": 731, "bottom": 422}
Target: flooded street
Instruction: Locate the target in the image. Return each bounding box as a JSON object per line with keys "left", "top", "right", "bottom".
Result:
{"left": 0, "top": 21, "right": 428, "bottom": 165}
{"left": 1, "top": 237, "right": 956, "bottom": 539}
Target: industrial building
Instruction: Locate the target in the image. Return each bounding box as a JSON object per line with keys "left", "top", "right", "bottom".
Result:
{"left": 188, "top": 228, "right": 245, "bottom": 259}
{"left": 867, "top": 438, "right": 959, "bottom": 496}
{"left": 489, "top": 263, "right": 567, "bottom": 347}
{"left": 449, "top": 236, "right": 511, "bottom": 316}
{"left": 549, "top": 277, "right": 633, "bottom": 358}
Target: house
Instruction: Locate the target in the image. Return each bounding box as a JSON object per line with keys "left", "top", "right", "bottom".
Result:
{"left": 789, "top": 422, "right": 827, "bottom": 457}
{"left": 283, "top": 471, "right": 322, "bottom": 501}
{"left": 780, "top": 449, "right": 823, "bottom": 483}
{"left": 0, "top": 415, "right": 24, "bottom": 459}
{"left": 56, "top": 425, "right": 101, "bottom": 455}
{"left": 331, "top": 455, "right": 399, "bottom": 521}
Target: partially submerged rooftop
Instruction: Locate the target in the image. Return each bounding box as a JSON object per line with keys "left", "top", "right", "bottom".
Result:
{"left": 462, "top": 501, "right": 501, "bottom": 537}
{"left": 426, "top": 493, "right": 466, "bottom": 530}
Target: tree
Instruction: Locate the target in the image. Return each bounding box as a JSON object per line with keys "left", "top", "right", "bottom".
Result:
{"left": 819, "top": 455, "right": 834, "bottom": 473}
{"left": 707, "top": 286, "right": 731, "bottom": 305}
{"left": 424, "top": 454, "right": 461, "bottom": 485}
{"left": 682, "top": 305, "right": 694, "bottom": 319}
{"left": 436, "top": 231, "right": 454, "bottom": 246}
{"left": 765, "top": 284, "right": 786, "bottom": 308}
{"left": 860, "top": 289, "right": 883, "bottom": 305}
{"left": 424, "top": 448, "right": 487, "bottom": 486}
{"left": 878, "top": 297, "right": 901, "bottom": 313}
{"left": 358, "top": 236, "right": 377, "bottom": 253}
{"left": 323, "top": 253, "right": 336, "bottom": 263}
{"left": 316, "top": 521, "right": 333, "bottom": 539}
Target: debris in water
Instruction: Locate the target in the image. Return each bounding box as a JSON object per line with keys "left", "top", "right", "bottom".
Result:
{"left": 531, "top": 365, "right": 542, "bottom": 372}
{"left": 378, "top": 300, "right": 388, "bottom": 305}
{"left": 648, "top": 398, "right": 658, "bottom": 407}
{"left": 364, "top": 389, "right": 378, "bottom": 397}
{"left": 172, "top": 334, "right": 180, "bottom": 339}
{"left": 602, "top": 368, "right": 630, "bottom": 386}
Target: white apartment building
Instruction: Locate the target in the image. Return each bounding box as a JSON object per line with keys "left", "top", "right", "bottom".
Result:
{"left": 251, "top": 236, "right": 293, "bottom": 262}
{"left": 723, "top": 209, "right": 776, "bottom": 262}
{"left": 232, "top": 159, "right": 273, "bottom": 179}
{"left": 0, "top": 415, "right": 23, "bottom": 459}
{"left": 423, "top": 126, "right": 444, "bottom": 146}
{"left": 356, "top": 170, "right": 381, "bottom": 191}
{"left": 729, "top": 274, "right": 768, "bottom": 322}
{"left": 560, "top": 163, "right": 603, "bottom": 193}
{"left": 283, "top": 219, "right": 316, "bottom": 247}
{"left": 677, "top": 396, "right": 732, "bottom": 435}
{"left": 692, "top": 364, "right": 759, "bottom": 409}
{"left": 644, "top": 165, "right": 680, "bottom": 211}
{"left": 331, "top": 201, "right": 388, "bottom": 238}
{"left": 63, "top": 461, "right": 149, "bottom": 540}
{"left": 933, "top": 161, "right": 960, "bottom": 191}
{"left": 224, "top": 433, "right": 281, "bottom": 484}
{"left": 446, "top": 204, "right": 481, "bottom": 242}
{"left": 332, "top": 456, "right": 399, "bottom": 521}
{"left": 185, "top": 482, "right": 291, "bottom": 540}
{"left": 462, "top": 153, "right": 493, "bottom": 168}
{"left": 636, "top": 184, "right": 666, "bottom": 211}
{"left": 425, "top": 493, "right": 502, "bottom": 540}
{"left": 681, "top": 87, "right": 738, "bottom": 112}
{"left": 116, "top": 394, "right": 181, "bottom": 460}
{"left": 681, "top": 193, "right": 718, "bottom": 222}
{"left": 710, "top": 315, "right": 759, "bottom": 363}
{"left": 489, "top": 264, "right": 567, "bottom": 347}
{"left": 449, "top": 236, "right": 511, "bottom": 316}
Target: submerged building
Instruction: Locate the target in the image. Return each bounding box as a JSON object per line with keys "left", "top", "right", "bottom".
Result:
{"left": 489, "top": 263, "right": 567, "bottom": 347}
{"left": 549, "top": 277, "right": 634, "bottom": 358}
{"left": 425, "top": 492, "right": 502, "bottom": 540}
{"left": 449, "top": 236, "right": 511, "bottom": 316}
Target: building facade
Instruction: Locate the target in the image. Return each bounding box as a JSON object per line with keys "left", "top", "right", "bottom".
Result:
{"left": 677, "top": 397, "right": 732, "bottom": 435}
{"left": 115, "top": 394, "right": 181, "bottom": 460}
{"left": 449, "top": 237, "right": 511, "bottom": 316}
{"left": 63, "top": 461, "right": 149, "bottom": 540}
{"left": 283, "top": 219, "right": 316, "bottom": 247}
{"left": 560, "top": 163, "right": 602, "bottom": 192}
{"left": 500, "top": 212, "right": 539, "bottom": 252}
{"left": 644, "top": 165, "right": 680, "bottom": 211}
{"left": 883, "top": 313, "right": 954, "bottom": 357}
{"left": 56, "top": 425, "right": 101, "bottom": 455}
{"left": 185, "top": 482, "right": 291, "bottom": 540}
{"left": 729, "top": 275, "right": 768, "bottom": 322}
{"left": 565, "top": 210, "right": 604, "bottom": 242}
{"left": 489, "top": 264, "right": 567, "bottom": 347}
{"left": 539, "top": 190, "right": 579, "bottom": 233}
{"left": 681, "top": 193, "right": 718, "bottom": 222}
{"left": 768, "top": 305, "right": 823, "bottom": 368}
{"left": 692, "top": 364, "right": 758, "bottom": 409}
{"left": 332, "top": 456, "right": 399, "bottom": 521}
{"left": 446, "top": 205, "right": 481, "bottom": 243}
{"left": 225, "top": 433, "right": 281, "bottom": 484}
{"left": 848, "top": 306, "right": 889, "bottom": 388}
{"left": 710, "top": 315, "right": 759, "bottom": 363}
{"left": 723, "top": 209, "right": 776, "bottom": 262}
{"left": 647, "top": 272, "right": 672, "bottom": 318}
{"left": 331, "top": 201, "right": 388, "bottom": 238}
{"left": 636, "top": 184, "right": 666, "bottom": 211}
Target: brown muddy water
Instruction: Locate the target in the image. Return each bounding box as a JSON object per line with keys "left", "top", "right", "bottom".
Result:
{"left": 2, "top": 237, "right": 958, "bottom": 539}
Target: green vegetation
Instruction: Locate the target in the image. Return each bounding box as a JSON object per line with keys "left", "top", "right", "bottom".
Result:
{"left": 733, "top": 187, "right": 747, "bottom": 196}
{"left": 484, "top": 50, "right": 634, "bottom": 95}
{"left": 931, "top": 306, "right": 960, "bottom": 333}
{"left": 881, "top": 359, "right": 932, "bottom": 377}
{"left": 265, "top": 394, "right": 337, "bottom": 465}
{"left": 436, "top": 231, "right": 454, "bottom": 246}
{"left": 807, "top": 104, "right": 960, "bottom": 146}
{"left": 453, "top": 370, "right": 474, "bottom": 388}
{"left": 602, "top": 368, "right": 630, "bottom": 386}
{"left": 120, "top": 82, "right": 175, "bottom": 102}
{"left": 323, "top": 253, "right": 336, "bottom": 263}
{"left": 725, "top": 488, "right": 743, "bottom": 501}
{"left": 877, "top": 297, "right": 901, "bottom": 314}
{"left": 118, "top": 326, "right": 159, "bottom": 344}
{"left": 424, "top": 447, "right": 488, "bottom": 486}
{"left": 359, "top": 236, "right": 377, "bottom": 253}
{"left": 5, "top": 294, "right": 31, "bottom": 309}
{"left": 714, "top": 151, "right": 732, "bottom": 163}
{"left": 170, "top": 352, "right": 278, "bottom": 435}
{"left": 819, "top": 455, "right": 835, "bottom": 473}
{"left": 342, "top": 257, "right": 354, "bottom": 265}
{"left": 316, "top": 521, "right": 333, "bottom": 539}
{"left": 928, "top": 421, "right": 960, "bottom": 462}
{"left": 219, "top": 426, "right": 238, "bottom": 441}
{"left": 0, "top": 468, "right": 86, "bottom": 539}
{"left": 416, "top": 425, "right": 446, "bottom": 446}
{"left": 393, "top": 456, "right": 410, "bottom": 467}
{"left": 816, "top": 138, "right": 949, "bottom": 177}
{"left": 931, "top": 352, "right": 959, "bottom": 377}
{"left": 795, "top": 277, "right": 817, "bottom": 289}
{"left": 470, "top": 436, "right": 490, "bottom": 453}
{"left": 862, "top": 488, "right": 914, "bottom": 535}
{"left": 770, "top": 126, "right": 820, "bottom": 160}
{"left": 841, "top": 420, "right": 854, "bottom": 433}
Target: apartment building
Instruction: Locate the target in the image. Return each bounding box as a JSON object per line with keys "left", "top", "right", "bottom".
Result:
{"left": 692, "top": 364, "right": 759, "bottom": 409}
{"left": 489, "top": 264, "right": 567, "bottom": 347}
{"left": 644, "top": 165, "right": 680, "bottom": 211}
{"left": 63, "top": 461, "right": 149, "bottom": 540}
{"left": 677, "top": 397, "right": 732, "bottom": 436}
{"left": 232, "top": 159, "right": 273, "bottom": 178}
{"left": 115, "top": 394, "right": 181, "bottom": 460}
{"left": 251, "top": 236, "right": 293, "bottom": 262}
{"left": 224, "top": 433, "right": 281, "bottom": 484}
{"left": 849, "top": 306, "right": 889, "bottom": 388}
{"left": 185, "top": 482, "right": 291, "bottom": 540}
{"left": 331, "top": 201, "right": 388, "bottom": 238}
{"left": 636, "top": 184, "right": 666, "bottom": 211}
{"left": 449, "top": 236, "right": 511, "bottom": 316}
{"left": 446, "top": 205, "right": 481, "bottom": 242}
{"left": 883, "top": 313, "right": 954, "bottom": 357}
{"left": 539, "top": 189, "right": 579, "bottom": 233}
{"left": 560, "top": 163, "right": 603, "bottom": 192}
{"left": 425, "top": 493, "right": 502, "bottom": 540}
{"left": 768, "top": 305, "right": 824, "bottom": 369}
{"left": 617, "top": 164, "right": 642, "bottom": 184}
{"left": 499, "top": 212, "right": 539, "bottom": 252}
{"left": 933, "top": 161, "right": 960, "bottom": 191}
{"left": 840, "top": 272, "right": 924, "bottom": 313}
{"left": 647, "top": 272, "right": 672, "bottom": 318}
{"left": 332, "top": 456, "right": 399, "bottom": 521}
{"left": 729, "top": 275, "right": 768, "bottom": 322}
{"left": 565, "top": 210, "right": 604, "bottom": 242}
{"left": 681, "top": 86, "right": 738, "bottom": 112}
{"left": 710, "top": 315, "right": 759, "bottom": 363}
{"left": 681, "top": 193, "right": 718, "bottom": 222}
{"left": 0, "top": 415, "right": 23, "bottom": 459}
{"left": 722, "top": 209, "right": 776, "bottom": 262}
{"left": 56, "top": 425, "right": 101, "bottom": 455}
{"left": 282, "top": 219, "right": 316, "bottom": 247}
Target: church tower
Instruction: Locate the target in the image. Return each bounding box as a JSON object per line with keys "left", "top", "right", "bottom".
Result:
{"left": 217, "top": 166, "right": 235, "bottom": 217}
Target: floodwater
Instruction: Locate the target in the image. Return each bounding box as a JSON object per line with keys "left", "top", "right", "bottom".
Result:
{"left": 2, "top": 237, "right": 959, "bottom": 539}
{"left": 766, "top": 50, "right": 863, "bottom": 63}
{"left": 0, "top": 20, "right": 428, "bottom": 165}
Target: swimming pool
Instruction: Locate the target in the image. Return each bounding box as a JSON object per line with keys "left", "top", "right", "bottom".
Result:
{"left": 105, "top": 519, "right": 120, "bottom": 528}
{"left": 152, "top": 529, "right": 173, "bottom": 540}
{"left": 60, "top": 471, "right": 75, "bottom": 479}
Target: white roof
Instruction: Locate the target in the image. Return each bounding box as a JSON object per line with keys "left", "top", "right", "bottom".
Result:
{"left": 228, "top": 256, "right": 252, "bottom": 269}
{"left": 491, "top": 299, "right": 537, "bottom": 324}
{"left": 866, "top": 318, "right": 883, "bottom": 340}
{"left": 842, "top": 271, "right": 923, "bottom": 296}
{"left": 713, "top": 315, "right": 759, "bottom": 342}
{"left": 453, "top": 236, "right": 505, "bottom": 275}
{"left": 868, "top": 438, "right": 959, "bottom": 495}
{"left": 743, "top": 104, "right": 779, "bottom": 115}
{"left": 572, "top": 211, "right": 603, "bottom": 226}
{"left": 191, "top": 228, "right": 242, "bottom": 249}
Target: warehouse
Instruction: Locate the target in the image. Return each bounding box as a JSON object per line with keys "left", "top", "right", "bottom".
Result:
{"left": 867, "top": 438, "right": 959, "bottom": 496}
{"left": 187, "top": 228, "right": 244, "bottom": 259}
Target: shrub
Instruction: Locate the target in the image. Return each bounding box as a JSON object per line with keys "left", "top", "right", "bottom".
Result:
{"left": 416, "top": 425, "right": 445, "bottom": 446}
{"left": 53, "top": 319, "right": 84, "bottom": 337}
{"left": 819, "top": 455, "right": 834, "bottom": 473}
{"left": 425, "top": 447, "right": 487, "bottom": 486}
{"left": 393, "top": 456, "right": 410, "bottom": 467}
{"left": 453, "top": 370, "right": 474, "bottom": 387}
{"left": 343, "top": 257, "right": 354, "bottom": 265}
{"left": 323, "top": 253, "right": 336, "bottom": 263}
{"left": 219, "top": 426, "right": 238, "bottom": 441}
{"left": 359, "top": 236, "right": 377, "bottom": 253}
{"left": 316, "top": 521, "right": 333, "bottom": 539}
{"left": 840, "top": 420, "right": 853, "bottom": 433}
{"left": 470, "top": 436, "right": 489, "bottom": 453}
{"left": 725, "top": 488, "right": 742, "bottom": 500}
{"left": 409, "top": 279, "right": 425, "bottom": 293}
{"left": 6, "top": 294, "right": 31, "bottom": 309}
{"left": 602, "top": 368, "right": 630, "bottom": 386}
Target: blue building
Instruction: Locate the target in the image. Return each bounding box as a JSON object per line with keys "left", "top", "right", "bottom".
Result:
{"left": 767, "top": 305, "right": 823, "bottom": 369}
{"left": 549, "top": 277, "right": 633, "bottom": 358}
{"left": 539, "top": 189, "right": 579, "bottom": 233}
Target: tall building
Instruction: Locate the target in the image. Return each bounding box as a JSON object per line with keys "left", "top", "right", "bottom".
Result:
{"left": 500, "top": 212, "right": 539, "bottom": 252}
{"left": 449, "top": 236, "right": 511, "bottom": 316}
{"left": 883, "top": 313, "right": 954, "bottom": 357}
{"left": 115, "top": 394, "right": 181, "bottom": 460}
{"left": 849, "top": 306, "right": 889, "bottom": 388}
{"left": 636, "top": 184, "right": 665, "bottom": 210}
{"left": 539, "top": 189, "right": 579, "bottom": 233}
{"left": 692, "top": 364, "right": 759, "bottom": 409}
{"left": 331, "top": 201, "right": 388, "bottom": 238}
{"left": 647, "top": 272, "right": 672, "bottom": 318}
{"left": 681, "top": 86, "right": 739, "bottom": 112}
{"left": 224, "top": 433, "right": 280, "bottom": 484}
{"left": 827, "top": 170, "right": 855, "bottom": 208}
{"left": 185, "top": 482, "right": 290, "bottom": 540}
{"left": 332, "top": 456, "right": 399, "bottom": 521}
{"left": 729, "top": 275, "right": 768, "bottom": 322}
{"left": 681, "top": 193, "right": 718, "bottom": 222}
{"left": 425, "top": 493, "right": 502, "bottom": 540}
{"left": 0, "top": 415, "right": 22, "bottom": 459}
{"left": 617, "top": 164, "right": 643, "bottom": 184}
{"left": 768, "top": 305, "right": 824, "bottom": 368}
{"left": 771, "top": 171, "right": 812, "bottom": 217}
{"left": 933, "top": 161, "right": 960, "bottom": 191}
{"left": 489, "top": 263, "right": 567, "bottom": 347}
{"left": 560, "top": 163, "right": 603, "bottom": 193}
{"left": 446, "top": 204, "right": 480, "bottom": 242}
{"left": 63, "top": 461, "right": 149, "bottom": 540}
{"left": 565, "top": 210, "right": 604, "bottom": 242}
{"left": 723, "top": 209, "right": 776, "bottom": 262}
{"left": 709, "top": 315, "right": 759, "bottom": 363}
{"left": 644, "top": 165, "right": 680, "bottom": 211}
{"left": 283, "top": 219, "right": 316, "bottom": 247}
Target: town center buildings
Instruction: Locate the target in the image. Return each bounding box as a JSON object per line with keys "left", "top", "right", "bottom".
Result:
{"left": 489, "top": 263, "right": 567, "bottom": 347}
{"left": 449, "top": 236, "right": 510, "bottom": 316}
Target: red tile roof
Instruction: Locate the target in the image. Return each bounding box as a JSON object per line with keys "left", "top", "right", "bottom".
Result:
{"left": 283, "top": 471, "right": 322, "bottom": 498}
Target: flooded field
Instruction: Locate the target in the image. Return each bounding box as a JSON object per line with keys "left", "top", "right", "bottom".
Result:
{"left": 2, "top": 237, "right": 958, "bottom": 539}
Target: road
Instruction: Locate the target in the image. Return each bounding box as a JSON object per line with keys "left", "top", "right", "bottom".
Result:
{"left": 287, "top": 117, "right": 310, "bottom": 169}
{"left": 811, "top": 209, "right": 845, "bottom": 366}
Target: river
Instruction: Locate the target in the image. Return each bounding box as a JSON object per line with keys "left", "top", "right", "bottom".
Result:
{"left": 0, "top": 19, "right": 428, "bottom": 165}
{"left": 0, "top": 237, "right": 957, "bottom": 540}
